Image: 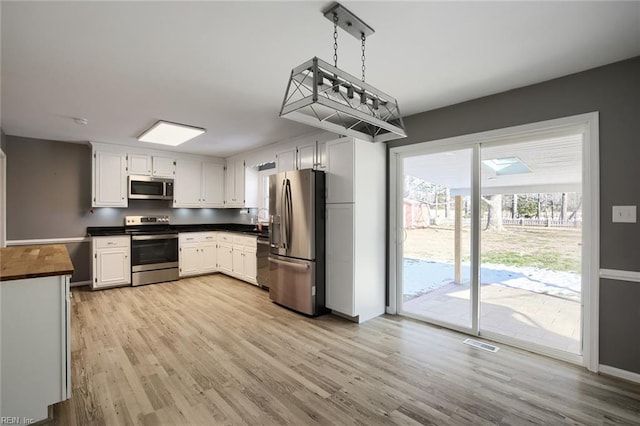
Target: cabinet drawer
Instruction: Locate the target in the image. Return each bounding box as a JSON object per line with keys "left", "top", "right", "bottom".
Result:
{"left": 218, "top": 233, "right": 233, "bottom": 243}
{"left": 232, "top": 234, "right": 256, "bottom": 247}
{"left": 201, "top": 232, "right": 217, "bottom": 242}
{"left": 179, "top": 233, "right": 202, "bottom": 243}
{"left": 94, "top": 236, "right": 130, "bottom": 249}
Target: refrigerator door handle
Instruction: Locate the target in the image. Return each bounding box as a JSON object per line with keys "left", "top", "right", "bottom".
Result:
{"left": 268, "top": 257, "right": 310, "bottom": 269}
{"left": 281, "top": 179, "right": 287, "bottom": 249}
{"left": 284, "top": 179, "right": 293, "bottom": 250}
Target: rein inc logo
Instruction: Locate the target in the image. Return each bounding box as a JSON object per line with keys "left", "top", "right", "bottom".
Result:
{"left": 1, "top": 418, "right": 35, "bottom": 425}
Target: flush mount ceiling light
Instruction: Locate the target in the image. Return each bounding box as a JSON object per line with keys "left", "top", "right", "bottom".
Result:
{"left": 137, "top": 120, "right": 206, "bottom": 146}
{"left": 280, "top": 3, "right": 407, "bottom": 143}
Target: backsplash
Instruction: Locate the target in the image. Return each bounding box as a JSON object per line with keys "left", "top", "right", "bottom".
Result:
{"left": 89, "top": 199, "right": 258, "bottom": 226}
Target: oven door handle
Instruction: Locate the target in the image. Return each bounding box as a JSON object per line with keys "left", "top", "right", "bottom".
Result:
{"left": 131, "top": 234, "right": 178, "bottom": 241}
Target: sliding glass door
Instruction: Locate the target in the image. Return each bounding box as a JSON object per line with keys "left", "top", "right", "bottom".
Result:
{"left": 479, "top": 136, "right": 582, "bottom": 354}
{"left": 396, "top": 125, "right": 588, "bottom": 360}
{"left": 400, "top": 149, "right": 473, "bottom": 331}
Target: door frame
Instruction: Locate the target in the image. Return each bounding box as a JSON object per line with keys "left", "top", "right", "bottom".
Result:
{"left": 0, "top": 148, "right": 6, "bottom": 248}
{"left": 388, "top": 112, "right": 600, "bottom": 372}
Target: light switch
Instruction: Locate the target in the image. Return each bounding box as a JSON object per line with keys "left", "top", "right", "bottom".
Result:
{"left": 612, "top": 205, "right": 637, "bottom": 223}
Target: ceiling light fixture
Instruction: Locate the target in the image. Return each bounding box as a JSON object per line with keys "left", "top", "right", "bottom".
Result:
{"left": 137, "top": 120, "right": 206, "bottom": 146}
{"left": 280, "top": 3, "right": 407, "bottom": 143}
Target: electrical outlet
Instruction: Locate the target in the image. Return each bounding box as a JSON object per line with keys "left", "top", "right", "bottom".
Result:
{"left": 612, "top": 205, "right": 636, "bottom": 223}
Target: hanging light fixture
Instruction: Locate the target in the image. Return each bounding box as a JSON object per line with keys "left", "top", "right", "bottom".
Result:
{"left": 279, "top": 3, "right": 407, "bottom": 143}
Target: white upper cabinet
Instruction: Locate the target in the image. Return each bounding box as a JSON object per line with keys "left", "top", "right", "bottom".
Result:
{"left": 297, "top": 143, "right": 316, "bottom": 170}
{"left": 128, "top": 154, "right": 175, "bottom": 178}
{"left": 225, "top": 160, "right": 246, "bottom": 207}
{"left": 276, "top": 149, "right": 296, "bottom": 173}
{"left": 128, "top": 154, "right": 152, "bottom": 175}
{"left": 174, "top": 159, "right": 202, "bottom": 207}
{"left": 152, "top": 156, "right": 176, "bottom": 178}
{"left": 326, "top": 138, "right": 355, "bottom": 203}
{"left": 202, "top": 162, "right": 225, "bottom": 207}
{"left": 174, "top": 159, "right": 224, "bottom": 208}
{"left": 93, "top": 150, "right": 127, "bottom": 207}
{"left": 276, "top": 141, "right": 325, "bottom": 172}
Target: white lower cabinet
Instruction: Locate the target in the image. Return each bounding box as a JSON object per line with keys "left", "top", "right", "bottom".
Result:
{"left": 179, "top": 232, "right": 217, "bottom": 277}
{"left": 231, "top": 234, "right": 258, "bottom": 285}
{"left": 178, "top": 231, "right": 257, "bottom": 285}
{"left": 0, "top": 274, "right": 71, "bottom": 423}
{"left": 92, "top": 236, "right": 131, "bottom": 289}
{"left": 217, "top": 239, "right": 233, "bottom": 275}
{"left": 326, "top": 204, "right": 355, "bottom": 316}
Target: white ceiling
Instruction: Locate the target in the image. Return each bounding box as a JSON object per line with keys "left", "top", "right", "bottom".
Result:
{"left": 2, "top": 1, "right": 639, "bottom": 158}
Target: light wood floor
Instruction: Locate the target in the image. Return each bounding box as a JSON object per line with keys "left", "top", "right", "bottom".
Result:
{"left": 54, "top": 274, "right": 640, "bottom": 425}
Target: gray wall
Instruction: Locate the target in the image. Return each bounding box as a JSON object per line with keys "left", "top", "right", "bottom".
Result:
{"left": 390, "top": 56, "right": 640, "bottom": 374}
{"left": 1, "top": 129, "right": 6, "bottom": 152}
{"left": 4, "top": 136, "right": 249, "bottom": 282}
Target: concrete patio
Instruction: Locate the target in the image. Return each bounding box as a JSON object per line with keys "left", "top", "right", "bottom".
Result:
{"left": 403, "top": 280, "right": 581, "bottom": 354}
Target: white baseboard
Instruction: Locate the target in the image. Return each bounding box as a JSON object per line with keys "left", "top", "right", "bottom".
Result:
{"left": 70, "top": 280, "right": 91, "bottom": 288}
{"left": 7, "top": 237, "right": 90, "bottom": 246}
{"left": 599, "top": 364, "right": 640, "bottom": 384}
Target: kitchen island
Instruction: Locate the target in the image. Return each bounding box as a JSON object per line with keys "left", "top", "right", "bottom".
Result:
{"left": 0, "top": 244, "right": 73, "bottom": 423}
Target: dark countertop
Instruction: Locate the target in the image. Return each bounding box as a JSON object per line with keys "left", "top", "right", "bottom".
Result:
{"left": 0, "top": 244, "right": 75, "bottom": 281}
{"left": 87, "top": 223, "right": 269, "bottom": 239}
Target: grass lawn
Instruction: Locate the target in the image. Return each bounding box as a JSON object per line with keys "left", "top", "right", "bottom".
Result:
{"left": 403, "top": 225, "right": 581, "bottom": 273}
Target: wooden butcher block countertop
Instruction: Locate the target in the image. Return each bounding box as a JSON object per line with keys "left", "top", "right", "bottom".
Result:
{"left": 0, "top": 244, "right": 74, "bottom": 281}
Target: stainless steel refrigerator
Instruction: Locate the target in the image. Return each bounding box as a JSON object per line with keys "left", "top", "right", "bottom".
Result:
{"left": 268, "top": 169, "right": 325, "bottom": 315}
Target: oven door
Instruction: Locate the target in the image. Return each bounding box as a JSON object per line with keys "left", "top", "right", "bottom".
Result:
{"left": 131, "top": 234, "right": 179, "bottom": 272}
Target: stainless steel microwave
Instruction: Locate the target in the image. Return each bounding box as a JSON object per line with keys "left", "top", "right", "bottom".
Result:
{"left": 128, "top": 176, "right": 174, "bottom": 200}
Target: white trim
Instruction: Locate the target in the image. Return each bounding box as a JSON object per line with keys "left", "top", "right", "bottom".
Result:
{"left": 584, "top": 112, "right": 600, "bottom": 372}
{"left": 386, "top": 151, "right": 399, "bottom": 315}
{"left": 599, "top": 364, "right": 640, "bottom": 384}
{"left": 471, "top": 145, "right": 480, "bottom": 335}
{"left": 6, "top": 237, "right": 91, "bottom": 246}
{"left": 389, "top": 111, "right": 600, "bottom": 371}
{"left": 70, "top": 280, "right": 91, "bottom": 288}
{"left": 599, "top": 269, "right": 640, "bottom": 283}
{"left": 0, "top": 148, "right": 6, "bottom": 248}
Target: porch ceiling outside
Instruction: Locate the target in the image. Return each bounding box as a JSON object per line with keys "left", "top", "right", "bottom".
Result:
{"left": 403, "top": 133, "right": 582, "bottom": 195}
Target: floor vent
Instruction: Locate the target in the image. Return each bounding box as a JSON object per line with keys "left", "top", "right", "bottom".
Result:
{"left": 463, "top": 338, "right": 499, "bottom": 353}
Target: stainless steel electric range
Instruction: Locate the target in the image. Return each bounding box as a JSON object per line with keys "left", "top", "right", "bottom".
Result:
{"left": 125, "top": 215, "right": 179, "bottom": 286}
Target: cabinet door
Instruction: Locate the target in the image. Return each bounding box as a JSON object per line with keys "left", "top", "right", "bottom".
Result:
{"left": 243, "top": 247, "right": 258, "bottom": 284}
{"left": 128, "top": 154, "right": 152, "bottom": 175}
{"left": 94, "top": 151, "right": 127, "bottom": 207}
{"left": 217, "top": 243, "right": 233, "bottom": 274}
{"left": 244, "top": 165, "right": 259, "bottom": 208}
{"left": 202, "top": 162, "right": 225, "bottom": 207}
{"left": 179, "top": 244, "right": 200, "bottom": 277}
{"left": 325, "top": 203, "right": 355, "bottom": 315}
{"left": 94, "top": 248, "right": 131, "bottom": 288}
{"left": 276, "top": 149, "right": 296, "bottom": 172}
{"left": 297, "top": 144, "right": 316, "bottom": 170}
{"left": 326, "top": 139, "right": 355, "bottom": 203}
{"left": 200, "top": 242, "right": 217, "bottom": 274}
{"left": 316, "top": 140, "right": 327, "bottom": 170}
{"left": 174, "top": 159, "right": 202, "bottom": 207}
{"left": 232, "top": 246, "right": 244, "bottom": 276}
{"left": 234, "top": 161, "right": 246, "bottom": 206}
{"left": 153, "top": 156, "right": 176, "bottom": 178}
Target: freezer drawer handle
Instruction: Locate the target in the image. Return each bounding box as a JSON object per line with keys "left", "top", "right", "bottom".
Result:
{"left": 268, "top": 258, "right": 310, "bottom": 269}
